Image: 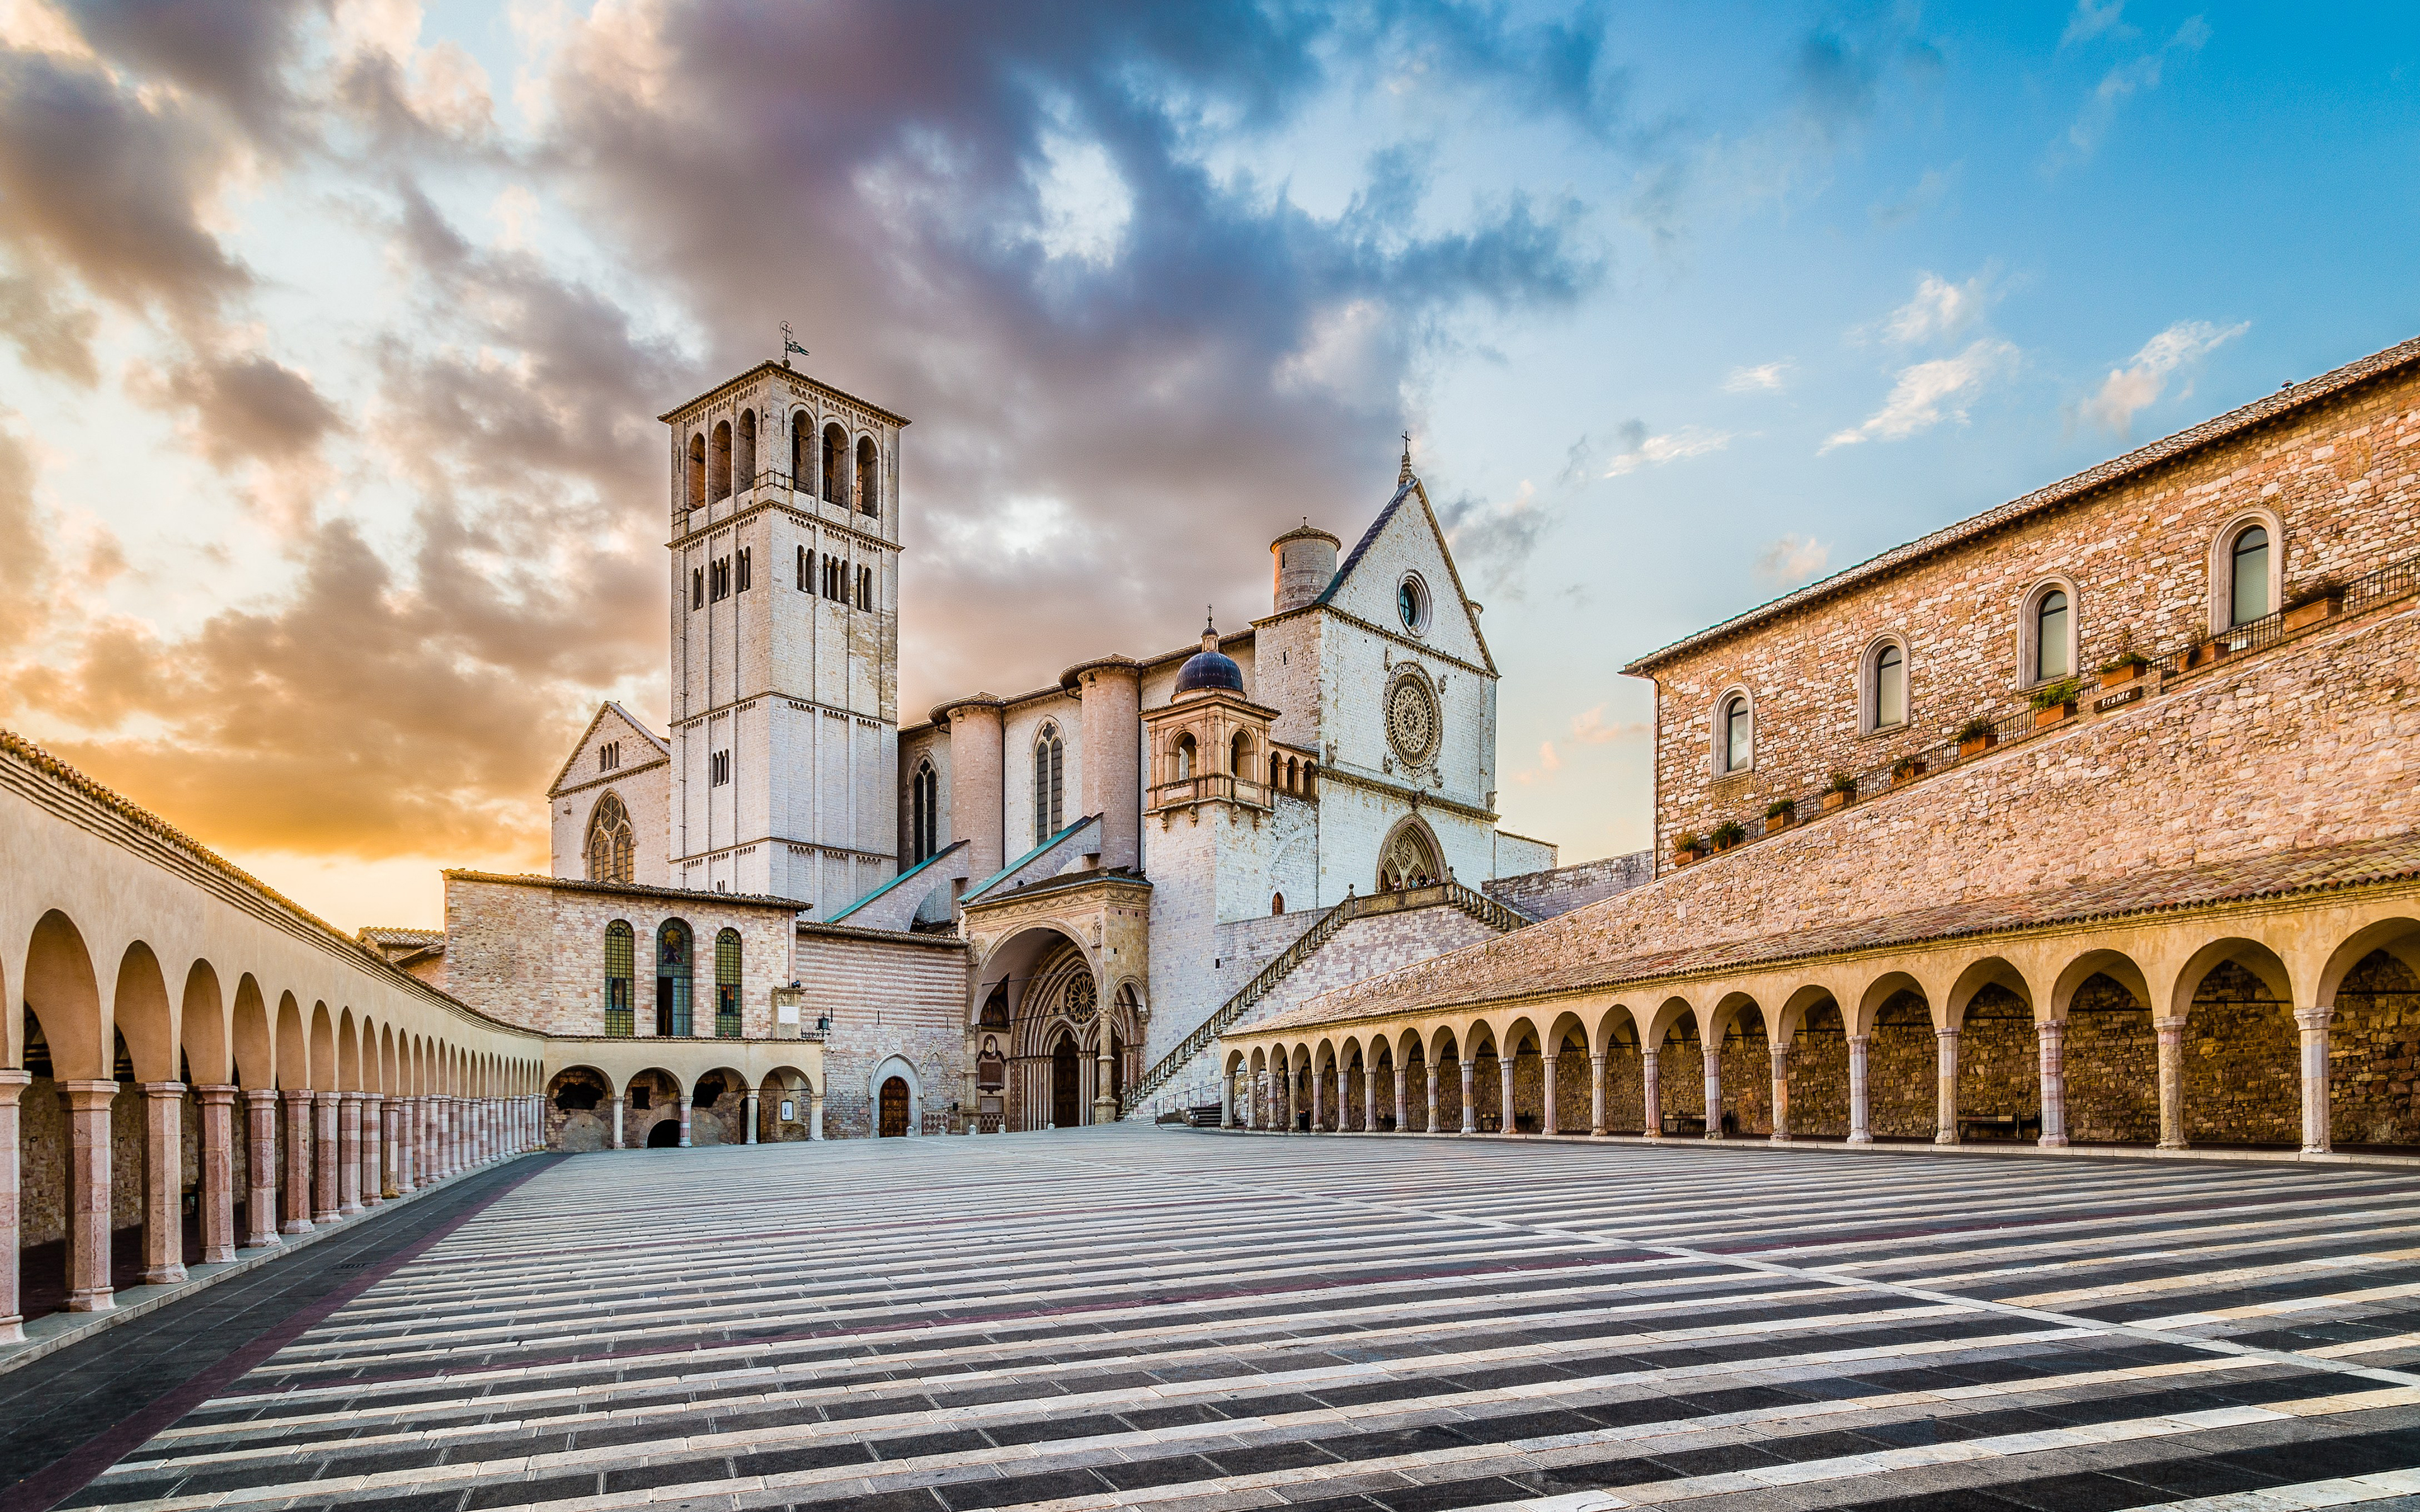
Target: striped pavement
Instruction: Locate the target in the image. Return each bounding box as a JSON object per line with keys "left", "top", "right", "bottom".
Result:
{"left": 49, "top": 1129, "right": 2420, "bottom": 1512}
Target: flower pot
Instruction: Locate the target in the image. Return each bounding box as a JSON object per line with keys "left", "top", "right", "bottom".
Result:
{"left": 2099, "top": 664, "right": 2144, "bottom": 689}
{"left": 2188, "top": 641, "right": 2226, "bottom": 670}
{"left": 1822, "top": 789, "right": 1850, "bottom": 812}
{"left": 1765, "top": 814, "right": 1792, "bottom": 835}
{"left": 1890, "top": 761, "right": 1926, "bottom": 788}
{"left": 2033, "top": 702, "right": 2075, "bottom": 728}
{"left": 1957, "top": 733, "right": 1996, "bottom": 760}
{"left": 1674, "top": 847, "right": 1701, "bottom": 866}
{"left": 2283, "top": 593, "right": 2343, "bottom": 631}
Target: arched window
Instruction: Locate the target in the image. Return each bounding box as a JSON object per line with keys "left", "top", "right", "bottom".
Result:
{"left": 1173, "top": 733, "right": 1196, "bottom": 782}
{"left": 910, "top": 759, "right": 938, "bottom": 863}
{"left": 797, "top": 544, "right": 807, "bottom": 590}
{"left": 655, "top": 920, "right": 692, "bottom": 1037}
{"left": 1378, "top": 822, "right": 1442, "bottom": 891}
{"left": 1397, "top": 573, "right": 1431, "bottom": 633}
{"left": 687, "top": 433, "right": 706, "bottom": 510}
{"left": 710, "top": 421, "right": 732, "bottom": 501}
{"left": 1268, "top": 753, "right": 1282, "bottom": 788}
{"left": 736, "top": 409, "right": 757, "bottom": 486}
{"left": 603, "top": 921, "right": 634, "bottom": 1037}
{"left": 585, "top": 791, "right": 635, "bottom": 883}
{"left": 1717, "top": 692, "right": 1753, "bottom": 774}
{"left": 2230, "top": 525, "right": 2272, "bottom": 626}
{"left": 1271, "top": 892, "right": 1285, "bottom": 916}
{"left": 821, "top": 423, "right": 844, "bottom": 500}
{"left": 1033, "top": 726, "right": 1064, "bottom": 843}
{"left": 691, "top": 566, "right": 704, "bottom": 609}
{"left": 1230, "top": 730, "right": 1252, "bottom": 778}
{"left": 1870, "top": 642, "right": 1907, "bottom": 730}
{"left": 2033, "top": 588, "right": 2072, "bottom": 682}
{"left": 856, "top": 435, "right": 880, "bottom": 515}
{"left": 1287, "top": 756, "right": 1299, "bottom": 793}
{"left": 790, "top": 410, "right": 810, "bottom": 488}
{"left": 713, "top": 928, "right": 742, "bottom": 1039}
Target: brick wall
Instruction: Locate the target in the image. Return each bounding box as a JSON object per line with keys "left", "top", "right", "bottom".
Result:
{"left": 796, "top": 925, "right": 966, "bottom": 1137}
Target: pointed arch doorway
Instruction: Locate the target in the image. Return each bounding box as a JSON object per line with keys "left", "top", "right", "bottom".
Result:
{"left": 878, "top": 1077, "right": 911, "bottom": 1137}
{"left": 1051, "top": 1036, "right": 1081, "bottom": 1128}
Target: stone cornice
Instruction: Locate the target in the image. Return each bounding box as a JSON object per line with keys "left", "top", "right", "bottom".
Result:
{"left": 550, "top": 758, "right": 671, "bottom": 803}
{"left": 656, "top": 361, "right": 912, "bottom": 428}
{"left": 669, "top": 493, "right": 899, "bottom": 554}
{"left": 1311, "top": 763, "right": 1496, "bottom": 823}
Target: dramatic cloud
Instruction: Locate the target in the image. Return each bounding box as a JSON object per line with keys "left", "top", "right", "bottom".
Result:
{"left": 0, "top": 424, "right": 54, "bottom": 655}
{"left": 1754, "top": 532, "right": 1830, "bottom": 587}
{"left": 1721, "top": 361, "right": 1792, "bottom": 394}
{"left": 1823, "top": 338, "right": 2015, "bottom": 451}
{"left": 1601, "top": 420, "right": 1731, "bottom": 476}
{"left": 2080, "top": 318, "right": 2247, "bottom": 435}
{"left": 139, "top": 353, "right": 345, "bottom": 468}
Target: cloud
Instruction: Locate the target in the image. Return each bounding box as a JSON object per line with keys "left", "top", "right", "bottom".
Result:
{"left": 1569, "top": 704, "right": 1647, "bottom": 745}
{"left": 1823, "top": 338, "right": 2015, "bottom": 451}
{"left": 1754, "top": 533, "right": 1830, "bottom": 587}
{"left": 2061, "top": 1, "right": 2133, "bottom": 46}
{"left": 2062, "top": 16, "right": 2209, "bottom": 159}
{"left": 1721, "top": 361, "right": 1791, "bottom": 394}
{"left": 1438, "top": 479, "right": 1552, "bottom": 594}
{"left": 1882, "top": 272, "right": 1987, "bottom": 346}
{"left": 137, "top": 353, "right": 345, "bottom": 469}
{"left": 2080, "top": 318, "right": 2248, "bottom": 435}
{"left": 0, "top": 268, "right": 99, "bottom": 383}
{"left": 1538, "top": 740, "right": 1560, "bottom": 773}
{"left": 1602, "top": 421, "right": 1731, "bottom": 476}
{"left": 0, "top": 423, "right": 54, "bottom": 655}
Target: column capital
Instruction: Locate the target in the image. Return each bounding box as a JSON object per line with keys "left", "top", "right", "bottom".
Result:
{"left": 2153, "top": 1014, "right": 2189, "bottom": 1032}
{"left": 137, "top": 1080, "right": 188, "bottom": 1099}
{"left": 282, "top": 1087, "right": 316, "bottom": 1104}
{"left": 2036, "top": 1015, "right": 2066, "bottom": 1036}
{"left": 0, "top": 1068, "right": 30, "bottom": 1094}
{"left": 60, "top": 1077, "right": 120, "bottom": 1102}
{"left": 193, "top": 1083, "right": 238, "bottom": 1102}
{"left": 1933, "top": 1024, "right": 1959, "bottom": 1040}
{"left": 2295, "top": 1004, "right": 2334, "bottom": 1031}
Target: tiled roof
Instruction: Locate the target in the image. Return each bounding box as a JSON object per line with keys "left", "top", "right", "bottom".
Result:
{"left": 359, "top": 926, "right": 444, "bottom": 948}
{"left": 1249, "top": 829, "right": 2420, "bottom": 1034}
{"left": 1625, "top": 331, "right": 2420, "bottom": 674}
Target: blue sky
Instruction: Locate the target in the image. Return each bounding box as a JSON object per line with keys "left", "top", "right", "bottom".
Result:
{"left": 0, "top": 0, "right": 2414, "bottom": 927}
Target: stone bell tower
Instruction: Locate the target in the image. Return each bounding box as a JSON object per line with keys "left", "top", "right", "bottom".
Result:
{"left": 657, "top": 360, "right": 909, "bottom": 910}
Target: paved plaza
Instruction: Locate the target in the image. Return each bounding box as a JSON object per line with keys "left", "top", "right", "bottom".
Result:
{"left": 16, "top": 1132, "right": 2420, "bottom": 1511}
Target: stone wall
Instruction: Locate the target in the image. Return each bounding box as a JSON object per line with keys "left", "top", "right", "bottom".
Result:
{"left": 797, "top": 925, "right": 967, "bottom": 1138}
{"left": 1484, "top": 850, "right": 1653, "bottom": 921}
{"left": 2334, "top": 950, "right": 2420, "bottom": 1147}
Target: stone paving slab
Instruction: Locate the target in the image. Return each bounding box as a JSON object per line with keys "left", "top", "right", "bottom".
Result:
{"left": 23, "top": 1131, "right": 2420, "bottom": 1511}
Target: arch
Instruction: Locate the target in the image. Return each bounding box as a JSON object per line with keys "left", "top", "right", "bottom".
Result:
{"left": 308, "top": 1003, "right": 336, "bottom": 1091}
{"left": 713, "top": 928, "right": 742, "bottom": 1038}
{"left": 229, "top": 975, "right": 271, "bottom": 1088}
{"left": 1861, "top": 635, "right": 1910, "bottom": 733}
{"left": 273, "top": 994, "right": 308, "bottom": 1091}
{"left": 1268, "top": 752, "right": 1282, "bottom": 788}
{"left": 604, "top": 920, "right": 635, "bottom": 1036}
{"left": 337, "top": 1008, "right": 361, "bottom": 1091}
{"left": 655, "top": 919, "right": 694, "bottom": 1037}
{"left": 1270, "top": 892, "right": 1284, "bottom": 916}
{"left": 872, "top": 1055, "right": 921, "bottom": 1137}
{"left": 688, "top": 1066, "right": 751, "bottom": 1143}
{"left": 1712, "top": 685, "right": 1754, "bottom": 776}
{"left": 687, "top": 432, "right": 705, "bottom": 510}
{"left": 175, "top": 959, "right": 228, "bottom": 1086}
{"left": 821, "top": 421, "right": 844, "bottom": 501}
{"left": 379, "top": 1024, "right": 397, "bottom": 1097}
{"left": 855, "top": 434, "right": 879, "bottom": 515}
{"left": 735, "top": 408, "right": 757, "bottom": 485}
{"left": 1172, "top": 732, "right": 1196, "bottom": 782}
{"left": 623, "top": 1066, "right": 683, "bottom": 1147}
{"left": 2019, "top": 576, "right": 2080, "bottom": 687}
{"left": 710, "top": 420, "right": 732, "bottom": 501}
{"left": 2210, "top": 508, "right": 2285, "bottom": 634}
{"left": 1376, "top": 814, "right": 1444, "bottom": 893}
{"left": 790, "top": 409, "right": 811, "bottom": 486}
{"left": 112, "top": 940, "right": 176, "bottom": 1082}
{"left": 758, "top": 1065, "right": 815, "bottom": 1142}
{"left": 1032, "top": 724, "right": 1064, "bottom": 844}
{"left": 2052, "top": 948, "right": 2157, "bottom": 1145}
{"left": 585, "top": 791, "right": 635, "bottom": 883}
{"left": 2171, "top": 935, "right": 2298, "bottom": 1148}
{"left": 23, "top": 910, "right": 103, "bottom": 1080}
{"left": 1229, "top": 729, "right": 1253, "bottom": 778}
{"left": 909, "top": 759, "right": 939, "bottom": 864}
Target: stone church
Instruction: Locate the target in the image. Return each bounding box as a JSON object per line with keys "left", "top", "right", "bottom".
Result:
{"left": 433, "top": 357, "right": 1598, "bottom": 1138}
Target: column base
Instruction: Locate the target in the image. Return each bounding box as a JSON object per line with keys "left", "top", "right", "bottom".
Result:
{"left": 1846, "top": 1133, "right": 1872, "bottom": 1145}
{"left": 202, "top": 1244, "right": 238, "bottom": 1264}
{"left": 139, "top": 1263, "right": 188, "bottom": 1286}
{"left": 2303, "top": 1143, "right": 2331, "bottom": 1155}
{"left": 313, "top": 1208, "right": 342, "bottom": 1224}
{"left": 2157, "top": 1138, "right": 2188, "bottom": 1150}
{"left": 2037, "top": 1135, "right": 2069, "bottom": 1148}
{"left": 340, "top": 1201, "right": 365, "bottom": 1217}
{"left": 1934, "top": 1131, "right": 1959, "bottom": 1145}
{"left": 1770, "top": 1131, "right": 1793, "bottom": 1142}
{"left": 281, "top": 1219, "right": 313, "bottom": 1235}
{"left": 0, "top": 1315, "right": 24, "bottom": 1344}
{"left": 243, "top": 1230, "right": 281, "bottom": 1249}
{"left": 66, "top": 1289, "right": 115, "bottom": 1313}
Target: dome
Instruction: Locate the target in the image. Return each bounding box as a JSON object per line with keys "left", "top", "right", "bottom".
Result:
{"left": 1174, "top": 647, "right": 1244, "bottom": 696}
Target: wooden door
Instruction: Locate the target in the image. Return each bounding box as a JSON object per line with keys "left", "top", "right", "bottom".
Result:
{"left": 878, "top": 1077, "right": 909, "bottom": 1137}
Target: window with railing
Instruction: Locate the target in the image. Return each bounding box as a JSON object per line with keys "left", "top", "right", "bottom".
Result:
{"left": 715, "top": 928, "right": 742, "bottom": 1038}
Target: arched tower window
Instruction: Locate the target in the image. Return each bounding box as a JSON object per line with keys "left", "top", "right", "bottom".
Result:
{"left": 736, "top": 409, "right": 757, "bottom": 486}
{"left": 1034, "top": 725, "right": 1064, "bottom": 844}
{"left": 911, "top": 759, "right": 938, "bottom": 864}
{"left": 603, "top": 921, "right": 635, "bottom": 1037}
{"left": 585, "top": 791, "right": 635, "bottom": 883}
{"left": 1378, "top": 822, "right": 1442, "bottom": 892}
{"left": 790, "top": 410, "right": 810, "bottom": 488}
{"left": 821, "top": 423, "right": 844, "bottom": 500}
{"left": 1716, "top": 692, "right": 1753, "bottom": 774}
{"left": 856, "top": 435, "right": 880, "bottom": 516}
{"left": 1230, "top": 730, "right": 1252, "bottom": 778}
{"left": 710, "top": 421, "right": 732, "bottom": 501}
{"left": 1173, "top": 733, "right": 1196, "bottom": 782}
{"left": 2032, "top": 588, "right": 2073, "bottom": 682}
{"left": 2230, "top": 525, "right": 2272, "bottom": 626}
{"left": 1268, "top": 752, "right": 1282, "bottom": 788}
{"left": 1868, "top": 641, "right": 1907, "bottom": 731}
{"left": 687, "top": 433, "right": 705, "bottom": 511}
{"left": 713, "top": 929, "right": 742, "bottom": 1039}
{"left": 656, "top": 920, "right": 692, "bottom": 1037}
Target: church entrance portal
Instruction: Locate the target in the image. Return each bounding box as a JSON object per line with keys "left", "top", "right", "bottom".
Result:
{"left": 878, "top": 1077, "right": 911, "bottom": 1137}
{"left": 1051, "top": 1038, "right": 1081, "bottom": 1128}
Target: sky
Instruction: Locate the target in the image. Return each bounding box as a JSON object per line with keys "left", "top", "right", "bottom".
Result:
{"left": 1, "top": 0, "right": 2416, "bottom": 932}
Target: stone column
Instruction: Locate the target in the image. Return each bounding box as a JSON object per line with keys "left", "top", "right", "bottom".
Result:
{"left": 1642, "top": 1048, "right": 1661, "bottom": 1138}
{"left": 360, "top": 1095, "right": 383, "bottom": 1206}
{"left": 0, "top": 1070, "right": 26, "bottom": 1340}
{"left": 1701, "top": 1042, "right": 1722, "bottom": 1140}
{"left": 62, "top": 1079, "right": 119, "bottom": 1311}
{"left": 1589, "top": 1054, "right": 1607, "bottom": 1136}
{"left": 313, "top": 1094, "right": 342, "bottom": 1222}
{"left": 1497, "top": 1055, "right": 1515, "bottom": 1135}
{"left": 1393, "top": 1065, "right": 1409, "bottom": 1133}
{"left": 338, "top": 1094, "right": 364, "bottom": 1215}
{"left": 2296, "top": 1005, "right": 2332, "bottom": 1155}
{"left": 139, "top": 1082, "right": 188, "bottom": 1285}
{"left": 446, "top": 1096, "right": 461, "bottom": 1172}
{"left": 402, "top": 1097, "right": 422, "bottom": 1186}
{"left": 1337, "top": 1062, "right": 1351, "bottom": 1131}
{"left": 381, "top": 1097, "right": 403, "bottom": 1198}
{"left": 281, "top": 1091, "right": 314, "bottom": 1233}
{"left": 1363, "top": 1063, "right": 1378, "bottom": 1132}
{"left": 1847, "top": 1035, "right": 1872, "bottom": 1144}
{"left": 1220, "top": 1072, "right": 1235, "bottom": 1129}
{"left": 1541, "top": 1053, "right": 1559, "bottom": 1135}
{"left": 740, "top": 1089, "right": 758, "bottom": 1144}
{"left": 195, "top": 1086, "right": 236, "bottom": 1263}
{"left": 1310, "top": 1065, "right": 1325, "bottom": 1132}
{"left": 1770, "top": 1045, "right": 1792, "bottom": 1142}
{"left": 1458, "top": 1059, "right": 1476, "bottom": 1134}
{"left": 809, "top": 1089, "right": 824, "bottom": 1140}
{"left": 1093, "top": 1035, "right": 1117, "bottom": 1126}
{"left": 606, "top": 1094, "right": 625, "bottom": 1149}
{"left": 1934, "top": 1027, "right": 1961, "bottom": 1145}
{"left": 242, "top": 1091, "right": 280, "bottom": 1246}
{"left": 2155, "top": 1016, "right": 2187, "bottom": 1149}
{"left": 2037, "top": 1018, "right": 2068, "bottom": 1147}
{"left": 1424, "top": 1065, "right": 1439, "bottom": 1133}
{"left": 676, "top": 1095, "right": 693, "bottom": 1147}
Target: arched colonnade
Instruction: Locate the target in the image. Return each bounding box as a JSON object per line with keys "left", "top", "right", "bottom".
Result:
{"left": 540, "top": 1055, "right": 822, "bottom": 1150}
{"left": 1223, "top": 895, "right": 2420, "bottom": 1159}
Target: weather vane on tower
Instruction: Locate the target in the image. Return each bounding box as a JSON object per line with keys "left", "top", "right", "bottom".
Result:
{"left": 780, "top": 321, "right": 810, "bottom": 368}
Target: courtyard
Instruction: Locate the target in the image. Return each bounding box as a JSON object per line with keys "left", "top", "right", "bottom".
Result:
{"left": 9, "top": 1130, "right": 2420, "bottom": 1511}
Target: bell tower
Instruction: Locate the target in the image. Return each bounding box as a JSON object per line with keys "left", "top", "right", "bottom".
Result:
{"left": 657, "top": 359, "right": 909, "bottom": 910}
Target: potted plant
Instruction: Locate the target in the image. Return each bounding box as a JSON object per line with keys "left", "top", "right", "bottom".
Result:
{"left": 1956, "top": 716, "right": 1998, "bottom": 759}
{"left": 2029, "top": 677, "right": 2080, "bottom": 726}
{"left": 1889, "top": 755, "right": 1926, "bottom": 788}
{"left": 2282, "top": 576, "right": 2347, "bottom": 631}
{"left": 1711, "top": 819, "right": 1746, "bottom": 852}
{"left": 1674, "top": 833, "right": 1707, "bottom": 866}
{"left": 2098, "top": 650, "right": 2150, "bottom": 688}
{"left": 1821, "top": 772, "right": 1856, "bottom": 811}
{"left": 1764, "top": 798, "right": 1796, "bottom": 835}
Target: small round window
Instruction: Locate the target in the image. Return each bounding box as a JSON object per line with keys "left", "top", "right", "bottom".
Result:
{"left": 1397, "top": 573, "right": 1431, "bottom": 634}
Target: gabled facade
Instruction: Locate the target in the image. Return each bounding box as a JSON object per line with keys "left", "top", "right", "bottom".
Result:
{"left": 548, "top": 701, "right": 672, "bottom": 888}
